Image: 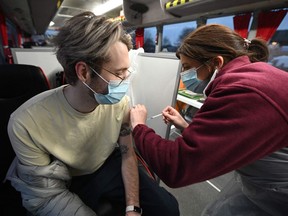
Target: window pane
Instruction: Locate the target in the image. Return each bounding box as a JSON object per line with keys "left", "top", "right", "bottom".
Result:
{"left": 206, "top": 15, "right": 234, "bottom": 28}
{"left": 144, "top": 27, "right": 156, "bottom": 53}
{"left": 162, "top": 21, "right": 197, "bottom": 52}
{"left": 269, "top": 13, "right": 288, "bottom": 71}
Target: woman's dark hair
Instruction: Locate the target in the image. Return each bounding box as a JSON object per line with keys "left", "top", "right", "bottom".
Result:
{"left": 176, "top": 24, "right": 269, "bottom": 65}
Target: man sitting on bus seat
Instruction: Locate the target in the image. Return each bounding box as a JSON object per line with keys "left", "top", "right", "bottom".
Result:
{"left": 5, "top": 11, "right": 179, "bottom": 216}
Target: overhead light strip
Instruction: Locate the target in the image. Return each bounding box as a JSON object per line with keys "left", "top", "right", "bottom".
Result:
{"left": 93, "top": 0, "right": 122, "bottom": 15}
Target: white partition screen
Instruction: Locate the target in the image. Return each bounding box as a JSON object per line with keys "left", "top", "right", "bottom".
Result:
{"left": 128, "top": 52, "right": 181, "bottom": 139}
{"left": 11, "top": 48, "right": 63, "bottom": 87}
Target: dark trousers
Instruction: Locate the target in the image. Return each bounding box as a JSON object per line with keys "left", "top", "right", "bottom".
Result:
{"left": 70, "top": 149, "right": 180, "bottom": 216}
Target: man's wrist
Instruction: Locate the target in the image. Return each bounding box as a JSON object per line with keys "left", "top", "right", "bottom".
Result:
{"left": 126, "top": 205, "right": 142, "bottom": 215}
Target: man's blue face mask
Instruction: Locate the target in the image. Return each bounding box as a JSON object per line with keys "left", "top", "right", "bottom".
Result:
{"left": 82, "top": 67, "right": 130, "bottom": 105}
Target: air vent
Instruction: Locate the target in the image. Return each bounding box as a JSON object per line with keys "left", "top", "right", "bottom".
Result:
{"left": 57, "top": 6, "right": 86, "bottom": 17}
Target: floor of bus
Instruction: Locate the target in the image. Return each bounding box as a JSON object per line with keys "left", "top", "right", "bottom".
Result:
{"left": 160, "top": 127, "right": 234, "bottom": 216}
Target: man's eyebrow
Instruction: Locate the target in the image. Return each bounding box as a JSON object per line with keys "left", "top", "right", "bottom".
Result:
{"left": 115, "top": 67, "right": 129, "bottom": 72}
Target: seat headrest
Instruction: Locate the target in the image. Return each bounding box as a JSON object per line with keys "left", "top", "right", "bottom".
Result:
{"left": 0, "top": 64, "right": 50, "bottom": 98}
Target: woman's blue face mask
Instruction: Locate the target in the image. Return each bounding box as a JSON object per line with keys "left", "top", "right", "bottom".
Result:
{"left": 180, "top": 64, "right": 204, "bottom": 90}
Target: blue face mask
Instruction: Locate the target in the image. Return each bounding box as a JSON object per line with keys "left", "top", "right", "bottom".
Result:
{"left": 180, "top": 65, "right": 203, "bottom": 91}
{"left": 83, "top": 68, "right": 130, "bottom": 105}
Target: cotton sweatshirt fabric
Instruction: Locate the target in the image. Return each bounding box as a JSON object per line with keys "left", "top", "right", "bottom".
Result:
{"left": 6, "top": 85, "right": 130, "bottom": 215}
{"left": 133, "top": 56, "right": 288, "bottom": 189}
{"left": 8, "top": 85, "right": 130, "bottom": 176}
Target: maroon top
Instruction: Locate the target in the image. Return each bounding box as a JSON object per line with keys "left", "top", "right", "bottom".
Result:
{"left": 133, "top": 56, "right": 288, "bottom": 188}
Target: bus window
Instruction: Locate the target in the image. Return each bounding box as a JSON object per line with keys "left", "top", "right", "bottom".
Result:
{"left": 269, "top": 13, "right": 288, "bottom": 71}
{"left": 162, "top": 21, "right": 197, "bottom": 53}
{"left": 206, "top": 15, "right": 235, "bottom": 29}
{"left": 143, "top": 27, "right": 156, "bottom": 53}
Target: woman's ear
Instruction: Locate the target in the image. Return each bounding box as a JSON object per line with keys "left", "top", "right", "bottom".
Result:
{"left": 214, "top": 56, "right": 224, "bottom": 69}
{"left": 75, "top": 61, "right": 89, "bottom": 82}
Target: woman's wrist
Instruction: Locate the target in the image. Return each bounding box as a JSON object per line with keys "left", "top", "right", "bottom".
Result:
{"left": 183, "top": 121, "right": 189, "bottom": 129}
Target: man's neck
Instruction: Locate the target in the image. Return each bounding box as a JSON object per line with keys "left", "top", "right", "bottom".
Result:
{"left": 63, "top": 85, "right": 98, "bottom": 113}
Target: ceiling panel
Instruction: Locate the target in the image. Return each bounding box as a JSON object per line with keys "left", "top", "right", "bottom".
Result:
{"left": 49, "top": 0, "right": 122, "bottom": 30}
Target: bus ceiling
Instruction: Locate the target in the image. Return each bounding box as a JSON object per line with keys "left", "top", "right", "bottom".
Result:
{"left": 0, "top": 0, "right": 124, "bottom": 35}
{"left": 0, "top": 0, "right": 64, "bottom": 35}
{"left": 0, "top": 0, "right": 287, "bottom": 35}
{"left": 123, "top": 0, "right": 288, "bottom": 28}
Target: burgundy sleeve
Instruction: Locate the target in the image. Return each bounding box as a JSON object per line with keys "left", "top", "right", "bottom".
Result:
{"left": 132, "top": 86, "right": 288, "bottom": 188}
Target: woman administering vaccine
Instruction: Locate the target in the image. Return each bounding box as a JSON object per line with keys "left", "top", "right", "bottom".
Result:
{"left": 130, "top": 24, "right": 288, "bottom": 215}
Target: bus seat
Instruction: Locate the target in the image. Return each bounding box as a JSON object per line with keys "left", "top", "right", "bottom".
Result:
{"left": 0, "top": 64, "right": 50, "bottom": 215}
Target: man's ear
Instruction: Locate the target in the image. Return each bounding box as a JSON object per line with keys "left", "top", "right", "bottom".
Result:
{"left": 75, "top": 61, "right": 89, "bottom": 82}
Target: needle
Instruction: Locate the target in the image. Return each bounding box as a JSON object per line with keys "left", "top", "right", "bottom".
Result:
{"left": 147, "top": 113, "right": 162, "bottom": 120}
